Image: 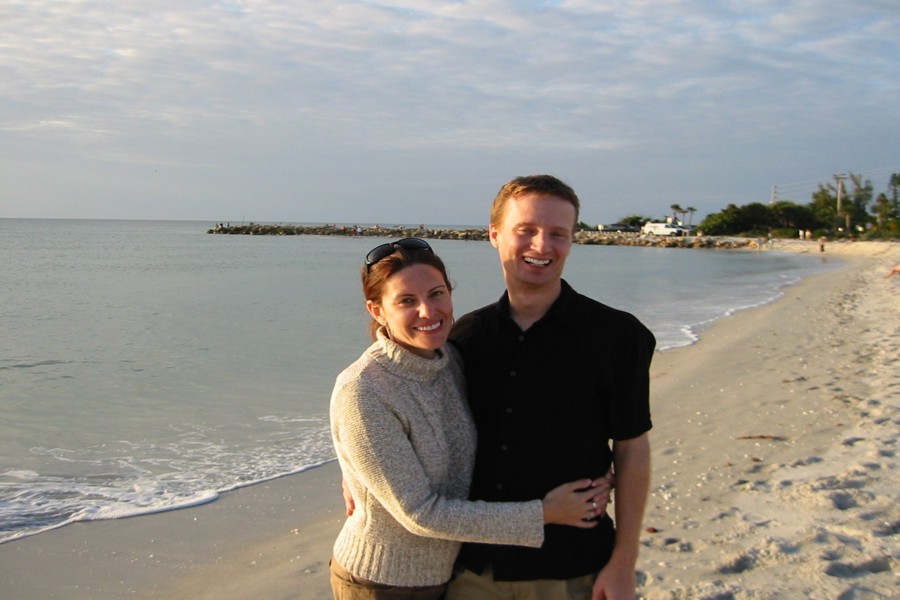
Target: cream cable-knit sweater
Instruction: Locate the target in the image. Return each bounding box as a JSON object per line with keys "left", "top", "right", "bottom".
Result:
{"left": 330, "top": 329, "right": 544, "bottom": 587}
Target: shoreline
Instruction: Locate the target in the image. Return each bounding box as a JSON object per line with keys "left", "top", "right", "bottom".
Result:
{"left": 1, "top": 241, "right": 897, "bottom": 599}
{"left": 0, "top": 460, "right": 347, "bottom": 600}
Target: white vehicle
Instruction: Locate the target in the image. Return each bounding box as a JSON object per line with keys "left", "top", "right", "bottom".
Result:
{"left": 642, "top": 222, "right": 687, "bottom": 236}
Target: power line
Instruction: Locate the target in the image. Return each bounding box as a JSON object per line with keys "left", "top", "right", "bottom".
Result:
{"left": 778, "top": 165, "right": 897, "bottom": 188}
{"left": 774, "top": 165, "right": 898, "bottom": 200}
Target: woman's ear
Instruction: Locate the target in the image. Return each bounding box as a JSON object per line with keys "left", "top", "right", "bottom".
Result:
{"left": 366, "top": 300, "right": 383, "bottom": 324}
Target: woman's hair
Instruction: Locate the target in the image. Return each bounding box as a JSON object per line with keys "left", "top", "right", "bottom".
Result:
{"left": 361, "top": 248, "right": 453, "bottom": 340}
{"left": 490, "top": 174, "right": 580, "bottom": 231}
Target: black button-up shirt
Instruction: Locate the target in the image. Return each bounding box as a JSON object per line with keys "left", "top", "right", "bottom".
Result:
{"left": 450, "top": 280, "right": 655, "bottom": 580}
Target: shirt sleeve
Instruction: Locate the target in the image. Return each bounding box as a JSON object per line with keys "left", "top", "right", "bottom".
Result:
{"left": 608, "top": 319, "right": 655, "bottom": 440}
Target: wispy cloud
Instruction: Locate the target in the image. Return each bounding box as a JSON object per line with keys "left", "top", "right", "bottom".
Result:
{"left": 1, "top": 0, "right": 897, "bottom": 223}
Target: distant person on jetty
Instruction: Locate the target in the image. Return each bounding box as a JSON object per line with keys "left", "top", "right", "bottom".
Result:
{"left": 447, "top": 175, "right": 654, "bottom": 600}
{"left": 329, "top": 238, "right": 611, "bottom": 599}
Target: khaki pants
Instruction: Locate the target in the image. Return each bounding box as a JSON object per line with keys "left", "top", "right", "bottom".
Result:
{"left": 329, "top": 558, "right": 447, "bottom": 600}
{"left": 445, "top": 566, "right": 596, "bottom": 600}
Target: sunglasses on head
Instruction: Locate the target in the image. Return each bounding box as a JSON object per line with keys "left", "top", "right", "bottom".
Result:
{"left": 365, "top": 238, "right": 433, "bottom": 272}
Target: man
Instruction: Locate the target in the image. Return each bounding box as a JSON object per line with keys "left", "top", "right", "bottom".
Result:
{"left": 447, "top": 175, "right": 654, "bottom": 600}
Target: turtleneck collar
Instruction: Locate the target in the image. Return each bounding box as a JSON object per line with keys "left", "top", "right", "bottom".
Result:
{"left": 370, "top": 326, "right": 449, "bottom": 382}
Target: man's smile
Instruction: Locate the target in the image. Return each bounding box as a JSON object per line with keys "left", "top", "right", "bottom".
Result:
{"left": 523, "top": 257, "right": 550, "bottom": 267}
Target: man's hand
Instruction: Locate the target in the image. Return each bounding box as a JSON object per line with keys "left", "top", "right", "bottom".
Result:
{"left": 591, "top": 556, "right": 637, "bottom": 599}
{"left": 342, "top": 478, "right": 355, "bottom": 516}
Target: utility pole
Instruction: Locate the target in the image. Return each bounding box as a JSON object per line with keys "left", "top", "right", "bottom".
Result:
{"left": 834, "top": 173, "right": 847, "bottom": 232}
{"left": 770, "top": 185, "right": 777, "bottom": 204}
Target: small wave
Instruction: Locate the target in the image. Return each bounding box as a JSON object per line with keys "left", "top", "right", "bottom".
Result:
{"left": 258, "top": 415, "right": 325, "bottom": 424}
{"left": 2, "top": 414, "right": 337, "bottom": 544}
{"left": 651, "top": 258, "right": 832, "bottom": 352}
{"left": 0, "top": 460, "right": 335, "bottom": 545}
{"left": 1, "top": 470, "right": 41, "bottom": 481}
{"left": 0, "top": 359, "right": 73, "bottom": 371}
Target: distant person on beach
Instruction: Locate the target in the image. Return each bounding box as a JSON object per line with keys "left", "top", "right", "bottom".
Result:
{"left": 329, "top": 238, "right": 611, "bottom": 600}
{"left": 886, "top": 265, "right": 900, "bottom": 278}
{"left": 447, "top": 175, "right": 655, "bottom": 600}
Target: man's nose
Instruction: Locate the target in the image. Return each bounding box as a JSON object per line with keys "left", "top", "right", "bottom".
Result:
{"left": 532, "top": 230, "right": 551, "bottom": 252}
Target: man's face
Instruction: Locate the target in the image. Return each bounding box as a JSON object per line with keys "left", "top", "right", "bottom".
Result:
{"left": 489, "top": 193, "right": 575, "bottom": 291}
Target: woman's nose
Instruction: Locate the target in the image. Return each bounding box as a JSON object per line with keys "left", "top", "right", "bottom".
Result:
{"left": 418, "top": 301, "right": 435, "bottom": 317}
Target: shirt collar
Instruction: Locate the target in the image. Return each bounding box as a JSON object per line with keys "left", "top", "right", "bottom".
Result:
{"left": 495, "top": 279, "right": 579, "bottom": 331}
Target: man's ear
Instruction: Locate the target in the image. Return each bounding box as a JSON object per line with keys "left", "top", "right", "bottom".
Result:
{"left": 488, "top": 223, "right": 500, "bottom": 248}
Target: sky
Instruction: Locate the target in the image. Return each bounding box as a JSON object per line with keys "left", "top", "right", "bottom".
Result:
{"left": 2, "top": 1, "right": 898, "bottom": 227}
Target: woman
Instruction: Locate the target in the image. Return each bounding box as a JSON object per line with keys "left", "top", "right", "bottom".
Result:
{"left": 329, "top": 238, "right": 609, "bottom": 599}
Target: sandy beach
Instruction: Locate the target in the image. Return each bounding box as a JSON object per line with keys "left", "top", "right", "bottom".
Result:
{"left": 2, "top": 240, "right": 897, "bottom": 599}
{"left": 637, "top": 239, "right": 899, "bottom": 598}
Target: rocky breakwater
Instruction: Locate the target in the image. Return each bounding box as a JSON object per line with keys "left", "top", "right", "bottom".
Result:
{"left": 207, "top": 223, "right": 760, "bottom": 250}
{"left": 208, "top": 223, "right": 489, "bottom": 240}
{"left": 575, "top": 231, "right": 763, "bottom": 250}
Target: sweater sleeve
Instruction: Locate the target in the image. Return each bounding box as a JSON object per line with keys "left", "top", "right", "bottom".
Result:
{"left": 331, "top": 370, "right": 545, "bottom": 547}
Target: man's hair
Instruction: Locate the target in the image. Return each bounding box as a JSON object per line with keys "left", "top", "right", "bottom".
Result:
{"left": 490, "top": 174, "right": 580, "bottom": 230}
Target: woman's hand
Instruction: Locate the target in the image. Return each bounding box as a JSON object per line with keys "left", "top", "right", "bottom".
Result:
{"left": 542, "top": 469, "right": 615, "bottom": 527}
{"left": 341, "top": 479, "right": 355, "bottom": 516}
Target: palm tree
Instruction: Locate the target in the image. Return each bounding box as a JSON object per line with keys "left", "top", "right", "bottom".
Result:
{"left": 686, "top": 207, "right": 697, "bottom": 227}
{"left": 670, "top": 204, "right": 684, "bottom": 224}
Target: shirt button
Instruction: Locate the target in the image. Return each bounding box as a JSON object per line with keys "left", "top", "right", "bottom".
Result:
{"left": 500, "top": 444, "right": 508, "bottom": 451}
{"left": 518, "top": 335, "right": 525, "bottom": 342}
{"left": 495, "top": 483, "right": 504, "bottom": 490}
{"left": 509, "top": 371, "right": 517, "bottom": 377}
{"left": 505, "top": 407, "right": 513, "bottom": 414}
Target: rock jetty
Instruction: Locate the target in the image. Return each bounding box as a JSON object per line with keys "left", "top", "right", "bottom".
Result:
{"left": 207, "top": 223, "right": 762, "bottom": 250}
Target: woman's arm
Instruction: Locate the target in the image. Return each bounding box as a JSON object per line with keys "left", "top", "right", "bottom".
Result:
{"left": 342, "top": 475, "right": 612, "bottom": 527}
{"left": 333, "top": 379, "right": 603, "bottom": 547}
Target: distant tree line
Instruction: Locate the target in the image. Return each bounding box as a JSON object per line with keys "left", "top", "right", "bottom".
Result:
{"left": 691, "top": 172, "right": 899, "bottom": 239}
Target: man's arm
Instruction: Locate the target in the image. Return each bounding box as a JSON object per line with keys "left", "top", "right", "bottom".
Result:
{"left": 592, "top": 432, "right": 651, "bottom": 600}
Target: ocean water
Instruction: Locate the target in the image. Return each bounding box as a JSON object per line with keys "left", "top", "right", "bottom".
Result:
{"left": 0, "top": 219, "right": 835, "bottom": 543}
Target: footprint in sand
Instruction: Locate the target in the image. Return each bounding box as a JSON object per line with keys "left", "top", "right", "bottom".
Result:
{"left": 824, "top": 556, "right": 893, "bottom": 578}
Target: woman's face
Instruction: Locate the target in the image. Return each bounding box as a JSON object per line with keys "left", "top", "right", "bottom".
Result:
{"left": 367, "top": 263, "right": 453, "bottom": 358}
